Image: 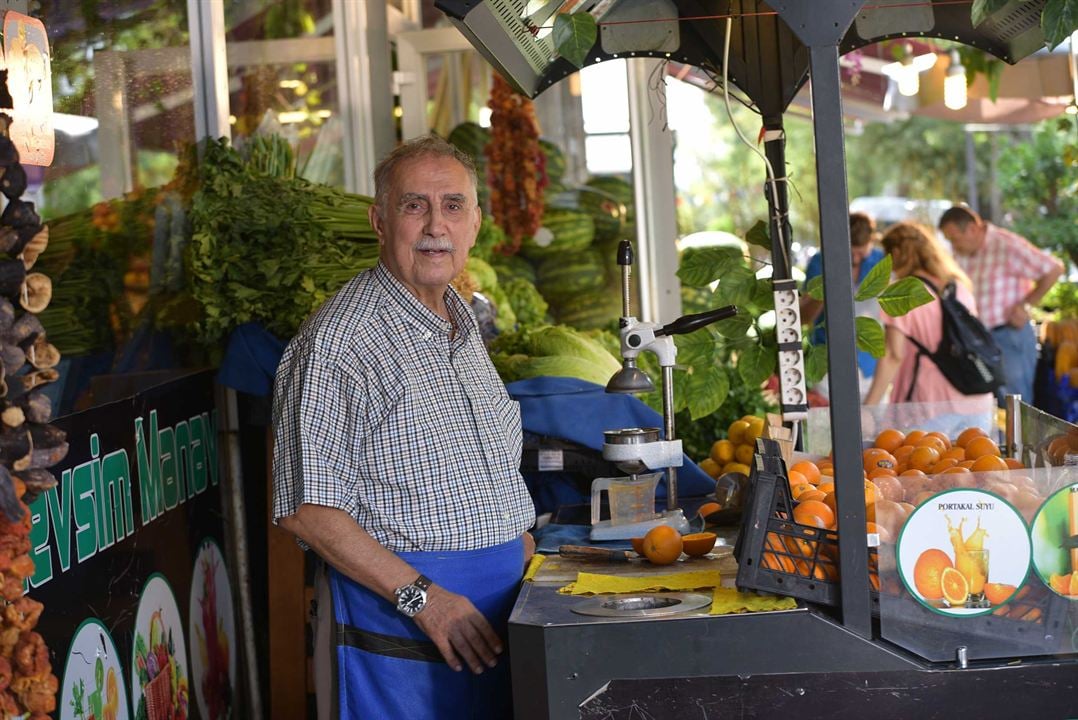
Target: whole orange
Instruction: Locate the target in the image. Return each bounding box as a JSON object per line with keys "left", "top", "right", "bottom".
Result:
{"left": 874, "top": 428, "right": 906, "bottom": 453}
{"left": 965, "top": 436, "right": 1000, "bottom": 461}
{"left": 790, "top": 460, "right": 821, "bottom": 485}
{"left": 913, "top": 548, "right": 953, "bottom": 600}
{"left": 793, "top": 499, "right": 836, "bottom": 528}
{"left": 642, "top": 525, "right": 683, "bottom": 565}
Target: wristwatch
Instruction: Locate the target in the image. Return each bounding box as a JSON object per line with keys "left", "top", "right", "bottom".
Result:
{"left": 394, "top": 574, "right": 433, "bottom": 617}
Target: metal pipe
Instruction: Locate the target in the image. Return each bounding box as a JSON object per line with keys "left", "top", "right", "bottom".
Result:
{"left": 762, "top": 115, "right": 792, "bottom": 280}
{"left": 1004, "top": 393, "right": 1022, "bottom": 460}
{"left": 220, "top": 386, "right": 264, "bottom": 719}
{"left": 661, "top": 364, "right": 678, "bottom": 510}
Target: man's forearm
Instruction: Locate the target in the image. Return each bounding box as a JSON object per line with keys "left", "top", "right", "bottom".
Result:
{"left": 1025, "top": 261, "right": 1065, "bottom": 308}
{"left": 279, "top": 504, "right": 418, "bottom": 601}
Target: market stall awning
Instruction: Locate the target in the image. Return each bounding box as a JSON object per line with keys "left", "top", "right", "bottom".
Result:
{"left": 435, "top": 0, "right": 1053, "bottom": 115}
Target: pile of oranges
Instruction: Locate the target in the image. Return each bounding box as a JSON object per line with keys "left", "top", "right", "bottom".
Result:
{"left": 698, "top": 415, "right": 766, "bottom": 480}
{"left": 758, "top": 425, "right": 1042, "bottom": 593}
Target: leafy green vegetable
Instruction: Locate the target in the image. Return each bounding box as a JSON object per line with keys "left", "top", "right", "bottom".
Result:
{"left": 501, "top": 277, "right": 549, "bottom": 326}
{"left": 187, "top": 138, "right": 380, "bottom": 348}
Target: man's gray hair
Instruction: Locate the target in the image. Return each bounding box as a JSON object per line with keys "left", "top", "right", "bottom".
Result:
{"left": 373, "top": 134, "right": 479, "bottom": 211}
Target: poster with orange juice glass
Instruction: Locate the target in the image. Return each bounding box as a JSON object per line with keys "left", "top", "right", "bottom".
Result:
{"left": 897, "top": 488, "right": 1031, "bottom": 616}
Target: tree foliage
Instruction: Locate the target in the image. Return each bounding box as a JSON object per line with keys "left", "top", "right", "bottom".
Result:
{"left": 996, "top": 117, "right": 1078, "bottom": 267}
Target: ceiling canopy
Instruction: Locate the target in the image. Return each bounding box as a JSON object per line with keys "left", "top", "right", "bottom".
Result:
{"left": 435, "top": 0, "right": 1050, "bottom": 117}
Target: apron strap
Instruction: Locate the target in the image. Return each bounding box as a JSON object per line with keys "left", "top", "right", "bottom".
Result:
{"left": 335, "top": 622, "right": 443, "bottom": 663}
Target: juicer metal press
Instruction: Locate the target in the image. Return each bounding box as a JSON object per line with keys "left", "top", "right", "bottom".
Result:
{"left": 591, "top": 240, "right": 737, "bottom": 541}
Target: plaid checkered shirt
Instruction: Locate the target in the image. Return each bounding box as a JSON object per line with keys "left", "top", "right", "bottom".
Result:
{"left": 955, "top": 223, "right": 1059, "bottom": 330}
{"left": 272, "top": 262, "right": 535, "bottom": 552}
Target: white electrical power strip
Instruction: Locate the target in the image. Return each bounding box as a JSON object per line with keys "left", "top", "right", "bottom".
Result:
{"left": 772, "top": 278, "right": 808, "bottom": 421}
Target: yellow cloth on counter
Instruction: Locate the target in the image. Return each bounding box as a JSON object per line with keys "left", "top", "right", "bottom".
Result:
{"left": 558, "top": 570, "right": 722, "bottom": 595}
{"left": 522, "top": 554, "right": 545, "bottom": 582}
{"left": 709, "top": 588, "right": 798, "bottom": 615}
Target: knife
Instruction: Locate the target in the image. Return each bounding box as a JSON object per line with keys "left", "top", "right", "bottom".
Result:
{"left": 558, "top": 545, "right": 633, "bottom": 562}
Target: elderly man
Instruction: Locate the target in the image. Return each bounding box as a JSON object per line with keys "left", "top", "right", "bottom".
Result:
{"left": 272, "top": 135, "right": 535, "bottom": 719}
{"left": 939, "top": 206, "right": 1064, "bottom": 404}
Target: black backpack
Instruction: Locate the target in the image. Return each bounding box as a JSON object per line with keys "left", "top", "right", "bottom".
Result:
{"left": 903, "top": 275, "right": 1005, "bottom": 400}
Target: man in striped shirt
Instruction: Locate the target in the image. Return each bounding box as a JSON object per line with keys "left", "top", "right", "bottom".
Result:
{"left": 939, "top": 206, "right": 1064, "bottom": 404}
{"left": 273, "top": 135, "right": 535, "bottom": 719}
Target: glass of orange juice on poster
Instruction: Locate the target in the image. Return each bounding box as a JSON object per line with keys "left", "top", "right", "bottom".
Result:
{"left": 958, "top": 549, "right": 990, "bottom": 608}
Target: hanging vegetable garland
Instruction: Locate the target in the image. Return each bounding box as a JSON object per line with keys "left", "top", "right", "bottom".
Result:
{"left": 0, "top": 115, "right": 64, "bottom": 719}
{"left": 485, "top": 74, "right": 546, "bottom": 253}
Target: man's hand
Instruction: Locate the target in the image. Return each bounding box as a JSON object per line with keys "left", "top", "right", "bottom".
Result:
{"left": 523, "top": 531, "right": 536, "bottom": 568}
{"left": 1007, "top": 301, "right": 1030, "bottom": 329}
{"left": 413, "top": 584, "right": 503, "bottom": 673}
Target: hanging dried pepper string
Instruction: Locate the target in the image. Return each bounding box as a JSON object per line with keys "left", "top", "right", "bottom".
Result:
{"left": 485, "top": 74, "right": 546, "bottom": 254}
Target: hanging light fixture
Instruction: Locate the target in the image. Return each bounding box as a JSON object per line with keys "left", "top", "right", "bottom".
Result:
{"left": 881, "top": 43, "right": 939, "bottom": 97}
{"left": 944, "top": 50, "right": 968, "bottom": 110}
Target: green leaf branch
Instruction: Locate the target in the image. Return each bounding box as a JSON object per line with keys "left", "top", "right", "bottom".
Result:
{"left": 552, "top": 13, "right": 597, "bottom": 69}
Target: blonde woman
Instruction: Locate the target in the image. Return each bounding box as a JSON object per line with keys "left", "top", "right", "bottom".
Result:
{"left": 864, "top": 222, "right": 994, "bottom": 406}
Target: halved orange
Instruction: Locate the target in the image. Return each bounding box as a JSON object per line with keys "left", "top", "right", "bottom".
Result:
{"left": 682, "top": 532, "right": 718, "bottom": 557}
{"left": 941, "top": 566, "right": 969, "bottom": 605}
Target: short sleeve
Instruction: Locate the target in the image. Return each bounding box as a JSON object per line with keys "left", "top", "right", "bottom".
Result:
{"left": 271, "top": 336, "right": 364, "bottom": 523}
{"left": 1006, "top": 231, "right": 1059, "bottom": 280}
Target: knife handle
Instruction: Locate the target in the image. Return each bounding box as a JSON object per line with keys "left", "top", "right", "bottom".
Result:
{"left": 559, "top": 545, "right": 631, "bottom": 562}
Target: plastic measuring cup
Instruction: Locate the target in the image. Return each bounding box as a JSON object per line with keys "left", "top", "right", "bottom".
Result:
{"left": 591, "top": 473, "right": 661, "bottom": 526}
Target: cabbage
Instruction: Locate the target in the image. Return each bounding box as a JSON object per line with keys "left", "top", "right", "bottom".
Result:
{"left": 501, "top": 278, "right": 549, "bottom": 326}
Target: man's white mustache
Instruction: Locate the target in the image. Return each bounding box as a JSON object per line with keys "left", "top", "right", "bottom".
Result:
{"left": 416, "top": 238, "right": 453, "bottom": 251}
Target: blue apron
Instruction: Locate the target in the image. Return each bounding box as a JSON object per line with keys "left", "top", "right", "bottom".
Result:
{"left": 330, "top": 537, "right": 524, "bottom": 719}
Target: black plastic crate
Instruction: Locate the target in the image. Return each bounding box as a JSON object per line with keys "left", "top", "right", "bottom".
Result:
{"left": 734, "top": 439, "right": 879, "bottom": 608}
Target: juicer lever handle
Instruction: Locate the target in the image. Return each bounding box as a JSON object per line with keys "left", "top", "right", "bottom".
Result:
{"left": 656, "top": 305, "right": 738, "bottom": 337}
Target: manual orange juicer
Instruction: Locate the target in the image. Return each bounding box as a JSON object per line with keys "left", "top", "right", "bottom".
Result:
{"left": 591, "top": 240, "right": 737, "bottom": 541}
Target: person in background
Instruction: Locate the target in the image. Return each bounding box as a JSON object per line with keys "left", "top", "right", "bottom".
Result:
{"left": 939, "top": 206, "right": 1064, "bottom": 404}
{"left": 801, "top": 212, "right": 885, "bottom": 399}
{"left": 272, "top": 135, "right": 536, "bottom": 720}
{"left": 864, "top": 222, "right": 993, "bottom": 406}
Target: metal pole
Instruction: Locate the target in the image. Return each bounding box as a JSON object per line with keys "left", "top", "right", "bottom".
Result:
{"left": 333, "top": 0, "right": 395, "bottom": 195}
{"left": 771, "top": 0, "right": 872, "bottom": 639}
{"left": 762, "top": 115, "right": 792, "bottom": 280}
{"left": 187, "top": 0, "right": 231, "bottom": 143}
{"left": 626, "top": 58, "right": 681, "bottom": 323}
{"left": 806, "top": 41, "right": 872, "bottom": 639}
{"left": 219, "top": 386, "right": 264, "bottom": 720}
{"left": 964, "top": 128, "right": 979, "bottom": 213}
{"left": 661, "top": 365, "right": 678, "bottom": 510}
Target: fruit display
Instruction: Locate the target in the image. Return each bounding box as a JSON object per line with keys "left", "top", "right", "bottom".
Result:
{"left": 0, "top": 120, "right": 65, "bottom": 718}
{"left": 741, "top": 421, "right": 1061, "bottom": 615}
{"left": 698, "top": 414, "right": 765, "bottom": 481}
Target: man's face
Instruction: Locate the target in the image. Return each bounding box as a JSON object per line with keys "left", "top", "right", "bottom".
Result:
{"left": 850, "top": 243, "right": 873, "bottom": 267}
{"left": 370, "top": 155, "right": 480, "bottom": 300}
{"left": 941, "top": 221, "right": 978, "bottom": 256}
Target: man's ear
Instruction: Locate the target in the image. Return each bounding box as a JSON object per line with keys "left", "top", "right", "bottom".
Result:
{"left": 369, "top": 203, "right": 385, "bottom": 245}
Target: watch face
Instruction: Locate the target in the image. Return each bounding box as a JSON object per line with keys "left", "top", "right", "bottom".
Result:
{"left": 398, "top": 586, "right": 426, "bottom": 616}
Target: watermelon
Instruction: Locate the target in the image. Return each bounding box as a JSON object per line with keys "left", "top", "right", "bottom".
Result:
{"left": 577, "top": 186, "right": 626, "bottom": 244}
{"left": 491, "top": 253, "right": 538, "bottom": 286}
{"left": 448, "top": 122, "right": 491, "bottom": 210}
{"left": 536, "top": 248, "right": 606, "bottom": 302}
{"left": 554, "top": 287, "right": 621, "bottom": 330}
{"left": 539, "top": 138, "right": 567, "bottom": 185}
{"left": 519, "top": 207, "right": 595, "bottom": 260}
{"left": 448, "top": 122, "right": 490, "bottom": 164}
{"left": 586, "top": 175, "right": 635, "bottom": 229}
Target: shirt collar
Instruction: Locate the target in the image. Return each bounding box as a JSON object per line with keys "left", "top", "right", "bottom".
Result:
{"left": 372, "top": 261, "right": 473, "bottom": 340}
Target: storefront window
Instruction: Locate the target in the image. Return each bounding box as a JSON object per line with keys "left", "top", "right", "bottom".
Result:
{"left": 580, "top": 59, "right": 630, "bottom": 174}
{"left": 224, "top": 0, "right": 342, "bottom": 186}
{"left": 40, "top": 1, "right": 194, "bottom": 214}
